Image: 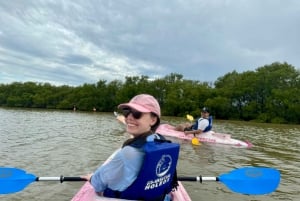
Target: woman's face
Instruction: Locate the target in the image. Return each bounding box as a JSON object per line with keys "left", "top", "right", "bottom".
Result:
{"left": 124, "top": 109, "right": 157, "bottom": 136}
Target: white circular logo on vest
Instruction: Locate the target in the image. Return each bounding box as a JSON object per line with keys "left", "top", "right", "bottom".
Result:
{"left": 156, "top": 155, "right": 172, "bottom": 177}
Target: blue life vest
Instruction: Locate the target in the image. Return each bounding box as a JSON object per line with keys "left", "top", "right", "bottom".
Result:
{"left": 191, "top": 116, "right": 213, "bottom": 132}
{"left": 103, "top": 136, "right": 180, "bottom": 201}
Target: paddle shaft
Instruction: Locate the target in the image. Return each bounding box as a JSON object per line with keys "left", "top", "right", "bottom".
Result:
{"left": 178, "top": 176, "right": 219, "bottom": 182}
{"left": 37, "top": 176, "right": 217, "bottom": 183}
{"left": 37, "top": 176, "right": 86, "bottom": 182}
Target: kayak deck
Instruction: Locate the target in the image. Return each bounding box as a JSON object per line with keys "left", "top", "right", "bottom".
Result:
{"left": 156, "top": 124, "right": 252, "bottom": 148}
{"left": 71, "top": 181, "right": 191, "bottom": 201}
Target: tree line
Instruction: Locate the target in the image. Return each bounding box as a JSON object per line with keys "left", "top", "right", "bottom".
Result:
{"left": 0, "top": 62, "right": 299, "bottom": 124}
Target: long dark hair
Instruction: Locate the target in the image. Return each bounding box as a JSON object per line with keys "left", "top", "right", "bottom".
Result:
{"left": 150, "top": 112, "right": 160, "bottom": 132}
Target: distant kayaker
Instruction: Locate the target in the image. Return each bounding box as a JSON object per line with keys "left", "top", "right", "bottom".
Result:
{"left": 83, "top": 94, "right": 179, "bottom": 201}
{"left": 176, "top": 107, "right": 213, "bottom": 135}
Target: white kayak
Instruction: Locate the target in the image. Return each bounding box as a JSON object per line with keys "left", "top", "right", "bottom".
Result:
{"left": 156, "top": 124, "right": 252, "bottom": 148}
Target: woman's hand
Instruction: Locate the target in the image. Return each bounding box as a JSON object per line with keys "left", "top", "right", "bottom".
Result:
{"left": 81, "top": 173, "right": 93, "bottom": 182}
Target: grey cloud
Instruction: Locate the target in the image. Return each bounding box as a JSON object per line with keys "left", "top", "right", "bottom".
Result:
{"left": 0, "top": 0, "right": 299, "bottom": 86}
{"left": 62, "top": 54, "right": 93, "bottom": 65}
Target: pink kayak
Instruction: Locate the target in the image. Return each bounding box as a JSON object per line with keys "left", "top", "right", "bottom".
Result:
{"left": 156, "top": 124, "right": 252, "bottom": 148}
{"left": 71, "top": 181, "right": 191, "bottom": 201}
{"left": 114, "top": 113, "right": 252, "bottom": 148}
{"left": 71, "top": 148, "right": 192, "bottom": 201}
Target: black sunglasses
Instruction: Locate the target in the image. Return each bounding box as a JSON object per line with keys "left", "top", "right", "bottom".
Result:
{"left": 122, "top": 108, "right": 143, "bottom": 119}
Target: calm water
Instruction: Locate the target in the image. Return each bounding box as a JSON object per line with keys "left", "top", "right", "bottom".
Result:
{"left": 0, "top": 108, "right": 299, "bottom": 201}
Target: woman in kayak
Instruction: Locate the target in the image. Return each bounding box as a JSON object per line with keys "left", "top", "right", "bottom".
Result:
{"left": 83, "top": 94, "right": 179, "bottom": 201}
{"left": 176, "top": 107, "right": 213, "bottom": 135}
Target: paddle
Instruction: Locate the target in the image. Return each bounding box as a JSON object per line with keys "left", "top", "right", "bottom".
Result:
{"left": 0, "top": 167, "right": 280, "bottom": 195}
{"left": 186, "top": 114, "right": 201, "bottom": 146}
{"left": 0, "top": 167, "right": 86, "bottom": 194}
{"left": 179, "top": 167, "right": 280, "bottom": 195}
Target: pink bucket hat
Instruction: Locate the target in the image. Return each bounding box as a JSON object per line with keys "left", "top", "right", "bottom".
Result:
{"left": 118, "top": 94, "right": 161, "bottom": 117}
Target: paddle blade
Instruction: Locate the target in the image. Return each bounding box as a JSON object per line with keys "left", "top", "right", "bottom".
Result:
{"left": 0, "top": 167, "right": 36, "bottom": 194}
{"left": 192, "top": 137, "right": 201, "bottom": 146}
{"left": 218, "top": 167, "right": 280, "bottom": 195}
{"left": 186, "top": 114, "right": 194, "bottom": 122}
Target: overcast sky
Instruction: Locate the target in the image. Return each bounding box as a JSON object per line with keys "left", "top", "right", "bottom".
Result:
{"left": 1, "top": 0, "right": 299, "bottom": 86}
